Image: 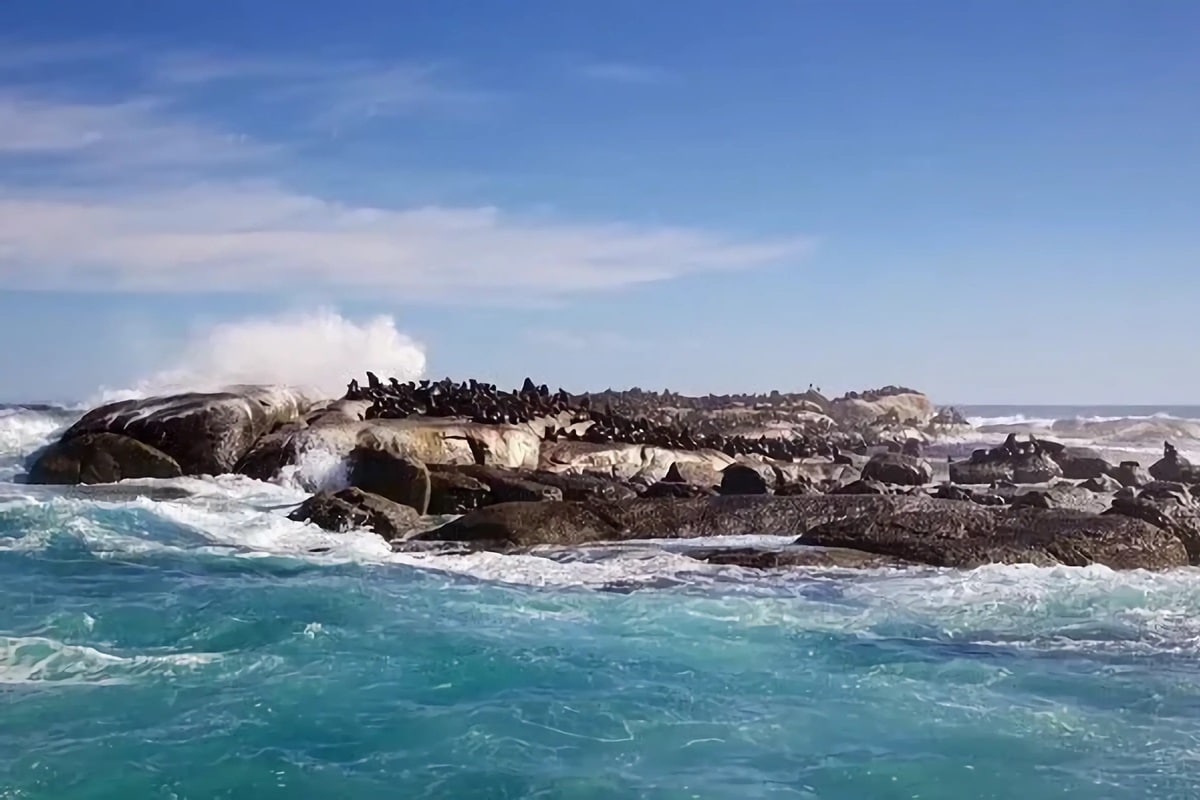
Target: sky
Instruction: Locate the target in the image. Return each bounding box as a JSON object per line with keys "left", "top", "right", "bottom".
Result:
{"left": 0, "top": 0, "right": 1197, "bottom": 404}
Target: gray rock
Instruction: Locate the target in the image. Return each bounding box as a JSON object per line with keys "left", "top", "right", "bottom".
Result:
{"left": 289, "top": 488, "right": 422, "bottom": 541}
{"left": 950, "top": 451, "right": 1063, "bottom": 485}
{"left": 1011, "top": 485, "right": 1110, "bottom": 514}
{"left": 861, "top": 452, "right": 932, "bottom": 486}
{"left": 1111, "top": 461, "right": 1151, "bottom": 488}
{"left": 26, "top": 433, "right": 182, "bottom": 485}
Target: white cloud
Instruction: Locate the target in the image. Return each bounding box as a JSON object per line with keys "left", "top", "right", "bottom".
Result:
{"left": 0, "top": 91, "right": 267, "bottom": 169}
{"left": 0, "top": 182, "right": 809, "bottom": 300}
{"left": 96, "top": 308, "right": 426, "bottom": 401}
{"left": 0, "top": 42, "right": 810, "bottom": 303}
{"left": 578, "top": 62, "right": 674, "bottom": 86}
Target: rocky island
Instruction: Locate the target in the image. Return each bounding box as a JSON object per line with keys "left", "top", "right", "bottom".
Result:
{"left": 23, "top": 377, "right": 1200, "bottom": 571}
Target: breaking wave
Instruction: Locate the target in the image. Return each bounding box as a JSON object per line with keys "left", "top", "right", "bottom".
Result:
{"left": 92, "top": 308, "right": 427, "bottom": 403}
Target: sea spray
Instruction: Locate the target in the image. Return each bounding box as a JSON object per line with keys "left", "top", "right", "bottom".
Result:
{"left": 92, "top": 308, "right": 427, "bottom": 403}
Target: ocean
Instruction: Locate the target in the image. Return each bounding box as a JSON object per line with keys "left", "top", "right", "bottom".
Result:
{"left": 3, "top": 403, "right": 1200, "bottom": 799}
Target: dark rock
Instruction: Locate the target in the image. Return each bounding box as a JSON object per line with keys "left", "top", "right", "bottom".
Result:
{"left": 861, "top": 452, "right": 932, "bottom": 486}
{"left": 235, "top": 423, "right": 304, "bottom": 480}
{"left": 27, "top": 433, "right": 182, "bottom": 485}
{"left": 418, "top": 493, "right": 1186, "bottom": 569}
{"left": 1051, "top": 446, "right": 1113, "bottom": 480}
{"left": 1011, "top": 485, "right": 1110, "bottom": 514}
{"left": 802, "top": 501, "right": 1187, "bottom": 569}
{"left": 60, "top": 389, "right": 309, "bottom": 476}
{"left": 642, "top": 481, "right": 716, "bottom": 499}
{"left": 289, "top": 488, "right": 421, "bottom": 541}
{"left": 831, "top": 478, "right": 892, "bottom": 495}
{"left": 662, "top": 462, "right": 722, "bottom": 488}
{"left": 528, "top": 471, "right": 639, "bottom": 502}
{"left": 437, "top": 464, "right": 562, "bottom": 503}
{"left": 931, "top": 484, "right": 1007, "bottom": 506}
{"left": 719, "top": 463, "right": 772, "bottom": 495}
{"left": 1111, "top": 461, "right": 1151, "bottom": 488}
{"left": 347, "top": 447, "right": 431, "bottom": 514}
{"left": 428, "top": 470, "right": 493, "bottom": 515}
{"left": 1080, "top": 474, "right": 1122, "bottom": 493}
{"left": 1150, "top": 446, "right": 1200, "bottom": 484}
{"left": 417, "top": 494, "right": 942, "bottom": 550}
{"left": 685, "top": 546, "right": 912, "bottom": 570}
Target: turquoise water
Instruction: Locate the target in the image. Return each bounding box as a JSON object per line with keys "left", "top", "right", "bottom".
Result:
{"left": 3, "top": 409, "right": 1200, "bottom": 798}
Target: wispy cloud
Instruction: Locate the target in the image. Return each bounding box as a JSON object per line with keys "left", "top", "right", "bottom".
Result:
{"left": 0, "top": 41, "right": 809, "bottom": 303}
{"left": 0, "top": 91, "right": 266, "bottom": 170}
{"left": 578, "top": 61, "right": 675, "bottom": 86}
{"left": 522, "top": 328, "right": 637, "bottom": 351}
{"left": 0, "top": 182, "right": 808, "bottom": 301}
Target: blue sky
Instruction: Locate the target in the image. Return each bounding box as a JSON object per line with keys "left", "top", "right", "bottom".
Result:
{"left": 0, "top": 0, "right": 1197, "bottom": 404}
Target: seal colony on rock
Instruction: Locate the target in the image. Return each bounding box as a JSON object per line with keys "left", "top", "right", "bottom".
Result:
{"left": 344, "top": 373, "right": 844, "bottom": 461}
{"left": 22, "top": 379, "right": 1200, "bottom": 572}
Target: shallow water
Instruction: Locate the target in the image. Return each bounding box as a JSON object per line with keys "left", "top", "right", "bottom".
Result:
{"left": 3, "top": 407, "right": 1200, "bottom": 798}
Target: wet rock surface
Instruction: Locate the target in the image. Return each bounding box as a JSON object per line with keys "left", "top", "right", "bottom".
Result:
{"left": 289, "top": 488, "right": 422, "bottom": 541}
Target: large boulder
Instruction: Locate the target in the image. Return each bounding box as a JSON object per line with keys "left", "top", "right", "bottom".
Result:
{"left": 801, "top": 502, "right": 1186, "bottom": 570}
{"left": 435, "top": 464, "right": 562, "bottom": 503}
{"left": 26, "top": 433, "right": 182, "bottom": 485}
{"left": 719, "top": 463, "right": 772, "bottom": 495}
{"left": 240, "top": 408, "right": 544, "bottom": 480}
{"left": 861, "top": 452, "right": 932, "bottom": 486}
{"left": 347, "top": 447, "right": 430, "bottom": 514}
{"left": 950, "top": 449, "right": 1063, "bottom": 485}
{"left": 428, "top": 470, "right": 492, "bottom": 515}
{"left": 1050, "top": 446, "right": 1113, "bottom": 480}
{"left": 1111, "top": 461, "right": 1151, "bottom": 488}
{"left": 288, "top": 488, "right": 422, "bottom": 541}
{"left": 538, "top": 440, "right": 734, "bottom": 482}
{"left": 829, "top": 390, "right": 935, "bottom": 427}
{"left": 61, "top": 387, "right": 313, "bottom": 476}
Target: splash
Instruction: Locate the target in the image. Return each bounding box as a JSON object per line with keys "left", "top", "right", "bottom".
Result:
{"left": 95, "top": 309, "right": 426, "bottom": 402}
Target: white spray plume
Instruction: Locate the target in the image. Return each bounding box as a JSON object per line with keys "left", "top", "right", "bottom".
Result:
{"left": 95, "top": 309, "right": 427, "bottom": 403}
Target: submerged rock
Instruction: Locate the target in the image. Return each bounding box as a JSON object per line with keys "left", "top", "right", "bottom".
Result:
{"left": 801, "top": 502, "right": 1186, "bottom": 570}
{"left": 27, "top": 432, "right": 182, "bottom": 485}
{"left": 684, "top": 546, "right": 913, "bottom": 570}
{"left": 289, "top": 488, "right": 421, "bottom": 541}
